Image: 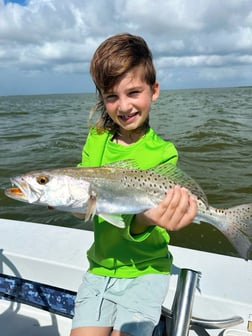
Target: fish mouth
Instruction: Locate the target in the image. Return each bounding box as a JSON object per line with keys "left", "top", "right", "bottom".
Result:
{"left": 118, "top": 112, "right": 139, "bottom": 122}
{"left": 5, "top": 177, "right": 39, "bottom": 203}
{"left": 5, "top": 186, "right": 25, "bottom": 199}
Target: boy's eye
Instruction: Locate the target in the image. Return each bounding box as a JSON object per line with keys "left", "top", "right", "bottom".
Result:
{"left": 104, "top": 95, "right": 117, "bottom": 102}
{"left": 129, "top": 90, "right": 140, "bottom": 96}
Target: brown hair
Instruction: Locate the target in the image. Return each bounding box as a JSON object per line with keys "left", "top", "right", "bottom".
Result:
{"left": 89, "top": 33, "right": 156, "bottom": 134}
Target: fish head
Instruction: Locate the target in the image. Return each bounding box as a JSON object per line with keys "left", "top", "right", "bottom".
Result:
{"left": 5, "top": 170, "right": 91, "bottom": 210}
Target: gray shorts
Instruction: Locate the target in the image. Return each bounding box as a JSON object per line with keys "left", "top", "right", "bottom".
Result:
{"left": 72, "top": 272, "right": 170, "bottom": 336}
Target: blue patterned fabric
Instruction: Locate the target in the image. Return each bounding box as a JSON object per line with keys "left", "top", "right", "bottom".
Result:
{"left": 0, "top": 273, "right": 75, "bottom": 317}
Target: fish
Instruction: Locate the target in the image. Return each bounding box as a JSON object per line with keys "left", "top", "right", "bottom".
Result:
{"left": 4, "top": 160, "right": 252, "bottom": 260}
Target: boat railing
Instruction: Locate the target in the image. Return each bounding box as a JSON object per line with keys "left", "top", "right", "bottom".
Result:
{"left": 153, "top": 268, "right": 244, "bottom": 336}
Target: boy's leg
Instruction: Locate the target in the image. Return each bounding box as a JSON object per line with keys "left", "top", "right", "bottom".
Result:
{"left": 70, "top": 326, "right": 112, "bottom": 336}
{"left": 110, "top": 274, "right": 170, "bottom": 336}
{"left": 72, "top": 273, "right": 115, "bottom": 330}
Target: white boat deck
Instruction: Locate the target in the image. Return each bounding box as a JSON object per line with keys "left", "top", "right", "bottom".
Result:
{"left": 0, "top": 218, "right": 251, "bottom": 336}
{"left": 0, "top": 300, "right": 71, "bottom": 336}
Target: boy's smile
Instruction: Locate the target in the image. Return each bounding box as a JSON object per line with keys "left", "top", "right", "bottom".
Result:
{"left": 118, "top": 111, "right": 139, "bottom": 122}
{"left": 102, "top": 65, "right": 160, "bottom": 141}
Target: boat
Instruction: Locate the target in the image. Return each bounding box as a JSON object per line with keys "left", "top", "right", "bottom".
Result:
{"left": 0, "top": 218, "right": 251, "bottom": 336}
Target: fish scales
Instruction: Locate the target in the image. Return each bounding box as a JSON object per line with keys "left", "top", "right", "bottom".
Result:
{"left": 74, "top": 165, "right": 206, "bottom": 204}
{"left": 4, "top": 161, "right": 252, "bottom": 260}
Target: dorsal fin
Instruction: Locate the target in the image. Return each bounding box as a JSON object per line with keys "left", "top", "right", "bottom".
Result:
{"left": 103, "top": 159, "right": 139, "bottom": 170}
{"left": 102, "top": 160, "right": 208, "bottom": 205}
{"left": 148, "top": 161, "right": 208, "bottom": 205}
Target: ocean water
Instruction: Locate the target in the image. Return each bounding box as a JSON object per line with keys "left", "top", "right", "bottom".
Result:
{"left": 0, "top": 88, "right": 251, "bottom": 258}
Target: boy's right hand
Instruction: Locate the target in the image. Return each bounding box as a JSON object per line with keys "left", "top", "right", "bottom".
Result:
{"left": 133, "top": 186, "right": 198, "bottom": 234}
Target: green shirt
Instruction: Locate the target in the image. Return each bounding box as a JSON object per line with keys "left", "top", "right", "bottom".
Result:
{"left": 78, "top": 127, "right": 178, "bottom": 278}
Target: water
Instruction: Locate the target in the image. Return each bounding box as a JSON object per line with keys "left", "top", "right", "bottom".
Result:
{"left": 0, "top": 88, "right": 251, "bottom": 258}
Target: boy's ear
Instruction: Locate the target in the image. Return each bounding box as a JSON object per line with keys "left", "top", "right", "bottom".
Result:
{"left": 152, "top": 82, "right": 160, "bottom": 101}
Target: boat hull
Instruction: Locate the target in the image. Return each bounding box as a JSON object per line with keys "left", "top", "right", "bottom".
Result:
{"left": 0, "top": 218, "right": 251, "bottom": 336}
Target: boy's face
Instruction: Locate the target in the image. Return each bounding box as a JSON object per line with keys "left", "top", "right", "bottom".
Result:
{"left": 102, "top": 65, "right": 159, "bottom": 134}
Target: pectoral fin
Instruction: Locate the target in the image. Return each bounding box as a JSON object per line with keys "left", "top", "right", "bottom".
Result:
{"left": 99, "top": 213, "right": 126, "bottom": 228}
{"left": 84, "top": 189, "right": 125, "bottom": 228}
{"left": 85, "top": 191, "right": 97, "bottom": 222}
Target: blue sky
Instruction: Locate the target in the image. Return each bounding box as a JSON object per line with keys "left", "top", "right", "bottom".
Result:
{"left": 4, "top": 0, "right": 27, "bottom": 5}
{"left": 0, "top": 0, "right": 252, "bottom": 95}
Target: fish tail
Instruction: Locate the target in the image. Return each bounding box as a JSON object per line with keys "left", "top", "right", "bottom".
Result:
{"left": 221, "top": 203, "right": 252, "bottom": 260}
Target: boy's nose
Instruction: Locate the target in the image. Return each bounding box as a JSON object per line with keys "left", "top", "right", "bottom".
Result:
{"left": 118, "top": 98, "right": 132, "bottom": 113}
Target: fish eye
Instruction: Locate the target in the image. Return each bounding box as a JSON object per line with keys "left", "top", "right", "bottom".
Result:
{"left": 36, "top": 175, "right": 49, "bottom": 185}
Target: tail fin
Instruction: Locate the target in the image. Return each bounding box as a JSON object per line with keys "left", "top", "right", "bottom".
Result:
{"left": 222, "top": 203, "right": 252, "bottom": 260}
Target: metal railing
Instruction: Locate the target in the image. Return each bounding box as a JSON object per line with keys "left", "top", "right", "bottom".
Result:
{"left": 155, "top": 268, "right": 243, "bottom": 336}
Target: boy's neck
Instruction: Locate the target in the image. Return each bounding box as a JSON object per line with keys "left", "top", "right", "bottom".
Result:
{"left": 113, "top": 128, "right": 146, "bottom": 146}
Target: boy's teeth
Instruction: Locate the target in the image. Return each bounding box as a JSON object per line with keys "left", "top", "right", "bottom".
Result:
{"left": 120, "top": 112, "right": 137, "bottom": 119}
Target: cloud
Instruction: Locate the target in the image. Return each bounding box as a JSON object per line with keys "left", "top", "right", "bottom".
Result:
{"left": 0, "top": 0, "right": 251, "bottom": 95}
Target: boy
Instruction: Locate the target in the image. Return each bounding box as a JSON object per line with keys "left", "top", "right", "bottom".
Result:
{"left": 70, "top": 33, "right": 197, "bottom": 336}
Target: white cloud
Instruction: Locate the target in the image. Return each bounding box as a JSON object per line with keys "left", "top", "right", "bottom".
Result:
{"left": 0, "top": 0, "right": 251, "bottom": 95}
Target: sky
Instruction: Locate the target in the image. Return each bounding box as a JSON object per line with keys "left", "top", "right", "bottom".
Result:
{"left": 0, "top": 0, "right": 252, "bottom": 96}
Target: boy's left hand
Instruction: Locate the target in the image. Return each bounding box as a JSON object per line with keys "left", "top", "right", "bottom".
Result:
{"left": 139, "top": 185, "right": 198, "bottom": 231}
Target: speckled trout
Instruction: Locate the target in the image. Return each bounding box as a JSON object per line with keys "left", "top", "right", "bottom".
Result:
{"left": 5, "top": 161, "right": 252, "bottom": 260}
